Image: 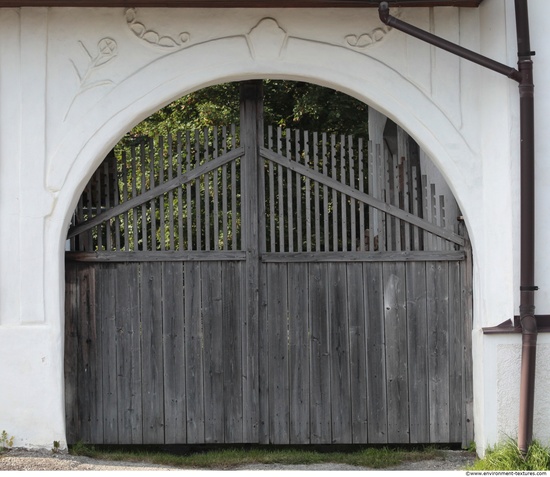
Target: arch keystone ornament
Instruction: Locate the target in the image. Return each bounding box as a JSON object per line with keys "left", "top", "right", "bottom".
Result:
{"left": 247, "top": 18, "right": 287, "bottom": 60}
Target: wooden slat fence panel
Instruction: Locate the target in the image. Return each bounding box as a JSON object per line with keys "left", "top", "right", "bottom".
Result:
{"left": 66, "top": 95, "right": 473, "bottom": 447}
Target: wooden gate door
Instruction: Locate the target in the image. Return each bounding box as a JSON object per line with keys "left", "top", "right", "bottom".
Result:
{"left": 65, "top": 81, "right": 473, "bottom": 447}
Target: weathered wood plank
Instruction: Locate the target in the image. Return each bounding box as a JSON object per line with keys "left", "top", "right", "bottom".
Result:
{"left": 427, "top": 261, "right": 450, "bottom": 442}
{"left": 260, "top": 251, "right": 465, "bottom": 263}
{"left": 223, "top": 261, "right": 244, "bottom": 442}
{"left": 162, "top": 261, "right": 187, "bottom": 443}
{"left": 313, "top": 131, "right": 321, "bottom": 252}
{"left": 448, "top": 260, "right": 463, "bottom": 442}
{"left": 184, "top": 261, "right": 205, "bottom": 443}
{"left": 202, "top": 261, "right": 224, "bottom": 443}
{"left": 66, "top": 250, "right": 247, "bottom": 262}
{"left": 115, "top": 263, "right": 143, "bottom": 443}
{"left": 267, "top": 263, "right": 290, "bottom": 443}
{"left": 64, "top": 262, "right": 80, "bottom": 444}
{"left": 240, "top": 82, "right": 261, "bottom": 443}
{"left": 364, "top": 262, "right": 387, "bottom": 443}
{"left": 258, "top": 262, "right": 270, "bottom": 444}
{"left": 406, "top": 261, "right": 430, "bottom": 443}
{"left": 383, "top": 262, "right": 409, "bottom": 443}
{"left": 461, "top": 228, "right": 475, "bottom": 446}
{"left": 309, "top": 263, "right": 331, "bottom": 443}
{"left": 329, "top": 262, "right": 352, "bottom": 442}
{"left": 98, "top": 265, "right": 118, "bottom": 444}
{"left": 288, "top": 263, "right": 310, "bottom": 444}
{"left": 140, "top": 262, "right": 165, "bottom": 443}
{"left": 347, "top": 263, "right": 368, "bottom": 442}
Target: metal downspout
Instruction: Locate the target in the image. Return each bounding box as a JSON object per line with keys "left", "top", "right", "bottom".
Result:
{"left": 378, "top": 1, "right": 537, "bottom": 453}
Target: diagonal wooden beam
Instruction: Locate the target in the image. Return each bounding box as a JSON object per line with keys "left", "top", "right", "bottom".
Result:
{"left": 260, "top": 147, "right": 464, "bottom": 246}
{"left": 68, "top": 146, "right": 244, "bottom": 239}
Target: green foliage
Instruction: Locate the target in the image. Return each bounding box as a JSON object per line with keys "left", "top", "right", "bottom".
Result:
{"left": 124, "top": 80, "right": 369, "bottom": 142}
{"left": 468, "top": 440, "right": 550, "bottom": 471}
{"left": 69, "top": 444, "right": 443, "bottom": 470}
{"left": 0, "top": 430, "right": 14, "bottom": 451}
{"left": 52, "top": 441, "right": 61, "bottom": 454}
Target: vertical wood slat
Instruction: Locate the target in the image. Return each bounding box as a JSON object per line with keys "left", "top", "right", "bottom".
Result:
{"left": 131, "top": 147, "right": 138, "bottom": 252}
{"left": 116, "top": 263, "right": 142, "bottom": 443}
{"left": 384, "top": 262, "right": 409, "bottom": 443}
{"left": 286, "top": 129, "right": 294, "bottom": 253}
{"left": 448, "top": 259, "right": 463, "bottom": 443}
{"left": 367, "top": 140, "right": 375, "bottom": 252}
{"left": 202, "top": 261, "right": 224, "bottom": 442}
{"left": 376, "top": 143, "right": 386, "bottom": 252}
{"left": 268, "top": 126, "right": 276, "bottom": 252}
{"left": 313, "top": 132, "right": 321, "bottom": 252}
{"left": 329, "top": 262, "right": 352, "bottom": 442}
{"left": 304, "top": 132, "right": 312, "bottom": 252}
{"left": 349, "top": 135, "right": 356, "bottom": 252}
{"left": 95, "top": 167, "right": 103, "bottom": 250}
{"left": 177, "top": 132, "right": 184, "bottom": 251}
{"left": 392, "top": 154, "right": 402, "bottom": 251}
{"left": 212, "top": 127, "right": 220, "bottom": 251}
{"left": 140, "top": 143, "right": 148, "bottom": 251}
{"left": 365, "top": 261, "right": 387, "bottom": 442}
{"left": 103, "top": 162, "right": 112, "bottom": 251}
{"left": 140, "top": 262, "right": 165, "bottom": 443}
{"left": 167, "top": 135, "right": 175, "bottom": 251}
{"left": 427, "top": 261, "right": 450, "bottom": 442}
{"left": 149, "top": 139, "right": 157, "bottom": 252}
{"left": 185, "top": 262, "right": 204, "bottom": 443}
{"left": 411, "top": 167, "right": 420, "bottom": 251}
{"left": 277, "top": 127, "right": 285, "bottom": 252}
{"left": 267, "top": 263, "right": 289, "bottom": 444}
{"left": 231, "top": 124, "right": 238, "bottom": 250}
{"left": 358, "top": 138, "right": 365, "bottom": 252}
{"left": 331, "top": 135, "right": 338, "bottom": 252}
{"left": 461, "top": 225, "right": 475, "bottom": 446}
{"left": 309, "top": 262, "right": 331, "bottom": 443}
{"left": 295, "top": 130, "right": 303, "bottom": 252}
{"left": 223, "top": 262, "right": 244, "bottom": 442}
{"left": 195, "top": 131, "right": 202, "bottom": 251}
{"left": 162, "top": 262, "right": 187, "bottom": 443}
{"left": 339, "top": 137, "right": 347, "bottom": 251}
{"left": 186, "top": 131, "right": 193, "bottom": 251}
{"left": 99, "top": 264, "right": 117, "bottom": 444}
{"left": 204, "top": 128, "right": 211, "bottom": 251}
{"left": 347, "top": 263, "right": 367, "bottom": 442}
{"left": 406, "top": 261, "right": 430, "bottom": 443}
{"left": 221, "top": 127, "right": 228, "bottom": 251}
{"left": 322, "top": 133, "right": 329, "bottom": 251}
{"left": 288, "top": 263, "right": 310, "bottom": 443}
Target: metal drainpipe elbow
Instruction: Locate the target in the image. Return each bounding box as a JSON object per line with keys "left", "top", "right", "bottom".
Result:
{"left": 379, "top": 2, "right": 391, "bottom": 25}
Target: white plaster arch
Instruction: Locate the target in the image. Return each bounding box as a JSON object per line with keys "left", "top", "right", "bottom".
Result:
{"left": 49, "top": 34, "right": 479, "bottom": 262}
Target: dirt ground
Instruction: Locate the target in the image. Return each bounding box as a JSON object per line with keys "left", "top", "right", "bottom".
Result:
{"left": 0, "top": 448, "right": 476, "bottom": 471}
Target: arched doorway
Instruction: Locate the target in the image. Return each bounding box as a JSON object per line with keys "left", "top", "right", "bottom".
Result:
{"left": 64, "top": 80, "right": 473, "bottom": 446}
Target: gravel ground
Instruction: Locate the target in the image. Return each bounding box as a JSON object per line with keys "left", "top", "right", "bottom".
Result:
{"left": 0, "top": 448, "right": 476, "bottom": 471}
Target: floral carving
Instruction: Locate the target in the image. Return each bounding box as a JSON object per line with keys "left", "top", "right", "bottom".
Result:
{"left": 345, "top": 7, "right": 402, "bottom": 49}
{"left": 66, "top": 37, "right": 118, "bottom": 120}
{"left": 125, "top": 8, "right": 190, "bottom": 50}
{"left": 70, "top": 37, "right": 118, "bottom": 92}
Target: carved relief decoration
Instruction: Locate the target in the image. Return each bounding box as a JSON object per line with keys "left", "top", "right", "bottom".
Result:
{"left": 66, "top": 37, "right": 118, "bottom": 119}
{"left": 345, "top": 7, "right": 402, "bottom": 49}
{"left": 125, "top": 8, "right": 191, "bottom": 50}
{"left": 247, "top": 18, "right": 287, "bottom": 60}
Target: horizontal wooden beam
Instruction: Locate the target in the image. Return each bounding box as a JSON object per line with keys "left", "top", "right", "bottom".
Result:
{"left": 65, "top": 250, "right": 247, "bottom": 261}
{"left": 0, "top": 0, "right": 484, "bottom": 7}
{"left": 261, "top": 251, "right": 465, "bottom": 262}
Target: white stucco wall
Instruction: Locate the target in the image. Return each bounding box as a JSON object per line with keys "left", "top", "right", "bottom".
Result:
{"left": 0, "top": 0, "right": 548, "bottom": 455}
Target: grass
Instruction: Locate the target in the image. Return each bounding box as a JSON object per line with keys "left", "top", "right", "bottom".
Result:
{"left": 69, "top": 442, "right": 447, "bottom": 470}
{"left": 468, "top": 440, "right": 550, "bottom": 471}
